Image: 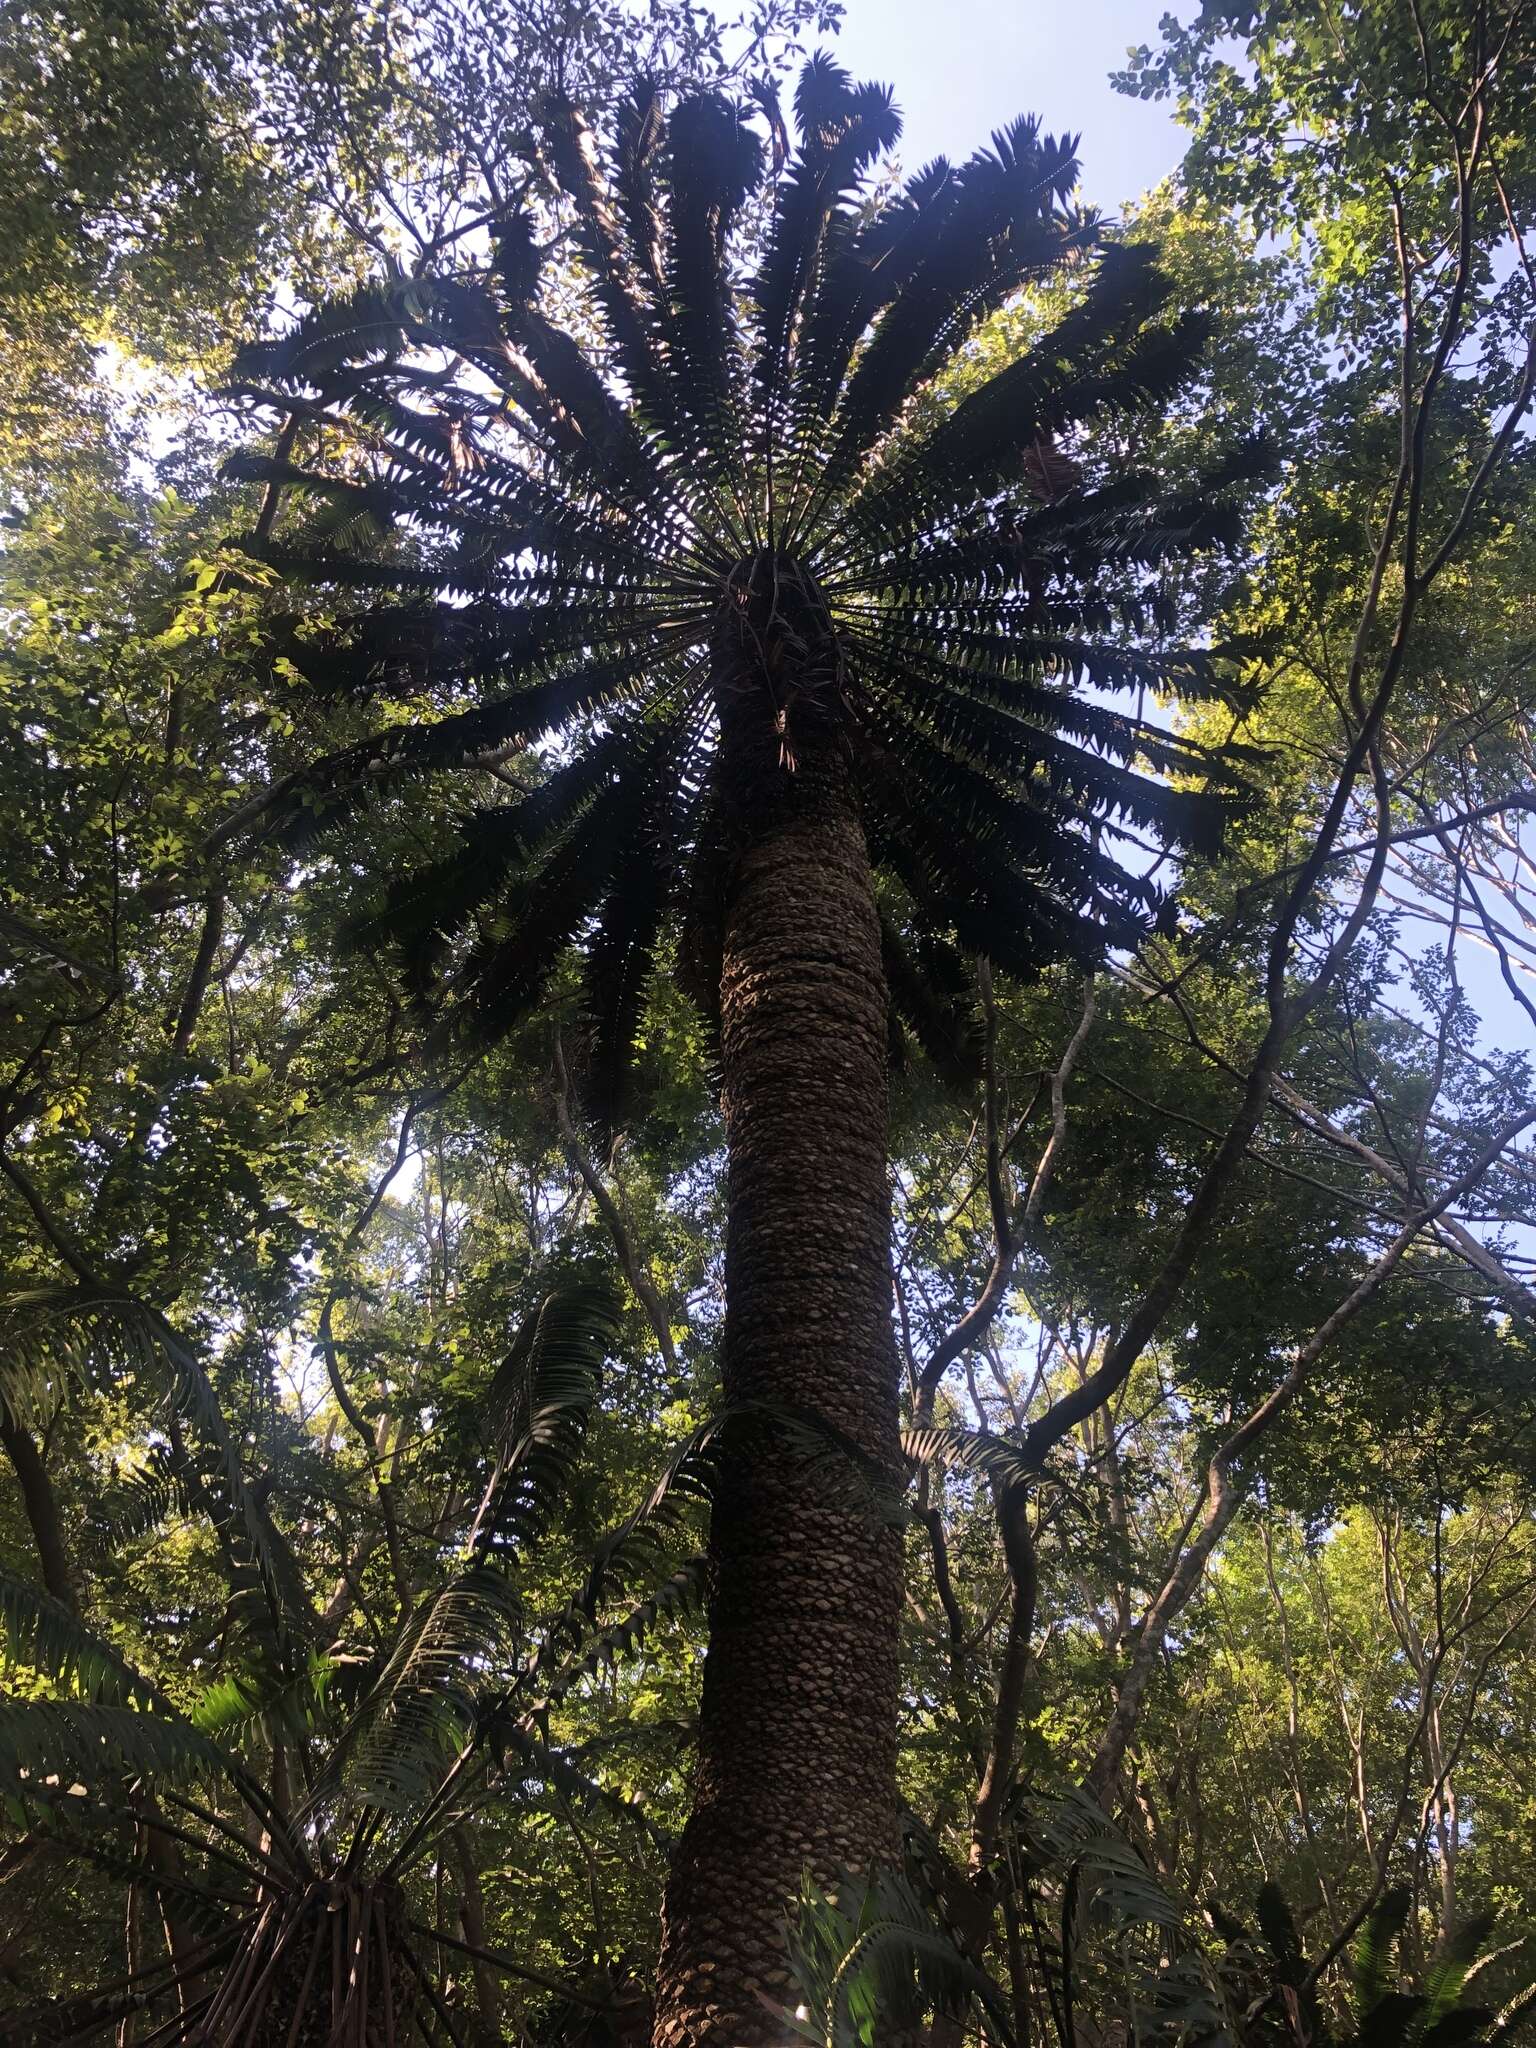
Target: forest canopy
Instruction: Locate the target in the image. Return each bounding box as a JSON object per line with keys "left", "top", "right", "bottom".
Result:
{"left": 2, "top": 2, "right": 1536, "bottom": 2045}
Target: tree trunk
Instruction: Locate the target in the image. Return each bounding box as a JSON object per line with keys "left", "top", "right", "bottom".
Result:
{"left": 0, "top": 1412, "right": 78, "bottom": 1611}
{"left": 969, "top": 1483, "right": 1037, "bottom": 1871}
{"left": 452, "top": 1827, "right": 505, "bottom": 2046}
{"left": 654, "top": 591, "right": 905, "bottom": 2047}
{"left": 0, "top": 1412, "right": 208, "bottom": 2000}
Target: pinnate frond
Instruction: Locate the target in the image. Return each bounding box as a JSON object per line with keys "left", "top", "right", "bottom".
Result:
{"left": 0, "top": 1701, "right": 228, "bottom": 1804}
{"left": 466, "top": 1273, "right": 621, "bottom": 1560}
{"left": 0, "top": 1567, "right": 158, "bottom": 1706}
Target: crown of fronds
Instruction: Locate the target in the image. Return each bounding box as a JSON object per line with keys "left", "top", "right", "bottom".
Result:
{"left": 229, "top": 56, "right": 1266, "bottom": 1125}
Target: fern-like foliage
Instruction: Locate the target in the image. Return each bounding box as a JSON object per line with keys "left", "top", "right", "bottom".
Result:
{"left": 189, "top": 1651, "right": 339, "bottom": 1742}
{"left": 0, "top": 1569, "right": 235, "bottom": 1823}
{"left": 465, "top": 1272, "right": 621, "bottom": 1559}
{"left": 0, "top": 1280, "right": 953, "bottom": 2039}
{"left": 515, "top": 1556, "right": 708, "bottom": 1741}
{"left": 0, "top": 1565, "right": 158, "bottom": 1707}
{"left": 0, "top": 1285, "right": 155, "bottom": 1420}
{"left": 822, "top": 1787, "right": 1536, "bottom": 2048}
{"left": 0, "top": 1278, "right": 702, "bottom": 2039}
{"left": 902, "top": 1421, "right": 1035, "bottom": 1491}
{"left": 294, "top": 1275, "right": 616, "bottom": 1818}
{"left": 1007, "top": 1784, "right": 1232, "bottom": 2045}
{"left": 0, "top": 1284, "right": 311, "bottom": 1667}
{"left": 1081, "top": 1863, "right": 1536, "bottom": 2048}
{"left": 0, "top": 1699, "right": 228, "bottom": 1805}
{"left": 783, "top": 1864, "right": 1017, "bottom": 2047}
{"left": 230, "top": 57, "right": 1266, "bottom": 1127}
{"left": 314, "top": 1564, "right": 526, "bottom": 1815}
{"left": 89, "top": 1441, "right": 194, "bottom": 1549}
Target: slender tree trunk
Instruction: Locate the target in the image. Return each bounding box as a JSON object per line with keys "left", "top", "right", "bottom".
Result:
{"left": 969, "top": 1484, "right": 1037, "bottom": 1871}
{"left": 654, "top": 590, "right": 905, "bottom": 2048}
{"left": 0, "top": 1413, "right": 78, "bottom": 1610}
{"left": 116, "top": 1869, "right": 144, "bottom": 2048}
{"left": 0, "top": 1412, "right": 205, "bottom": 2000}
{"left": 452, "top": 1828, "right": 504, "bottom": 2046}
{"left": 1087, "top": 1461, "right": 1245, "bottom": 1807}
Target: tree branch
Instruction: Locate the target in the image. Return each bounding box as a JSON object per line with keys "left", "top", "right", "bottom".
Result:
{"left": 552, "top": 1027, "right": 678, "bottom": 1375}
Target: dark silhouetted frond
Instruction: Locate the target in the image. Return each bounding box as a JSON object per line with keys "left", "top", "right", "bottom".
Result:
{"left": 0, "top": 1700, "right": 229, "bottom": 1803}
{"left": 784, "top": 1864, "right": 1016, "bottom": 2048}
{"left": 316, "top": 1566, "right": 524, "bottom": 1812}
{"left": 466, "top": 1274, "right": 622, "bottom": 1561}
{"left": 90, "top": 1443, "right": 193, "bottom": 1549}
{"left": 0, "top": 1569, "right": 159, "bottom": 1706}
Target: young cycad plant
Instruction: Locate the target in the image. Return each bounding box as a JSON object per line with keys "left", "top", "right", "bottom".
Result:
{"left": 781, "top": 1862, "right": 1018, "bottom": 2048}
{"left": 776, "top": 1784, "right": 1236, "bottom": 2048}
{"left": 0, "top": 1275, "right": 723, "bottom": 2046}
{"left": 227, "top": 55, "right": 1263, "bottom": 2042}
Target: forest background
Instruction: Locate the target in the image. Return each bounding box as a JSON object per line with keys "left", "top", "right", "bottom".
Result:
{"left": 3, "top": 0, "right": 1536, "bottom": 2043}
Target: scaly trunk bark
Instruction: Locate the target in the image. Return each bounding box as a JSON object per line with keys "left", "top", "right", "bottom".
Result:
{"left": 654, "top": 605, "right": 905, "bottom": 2047}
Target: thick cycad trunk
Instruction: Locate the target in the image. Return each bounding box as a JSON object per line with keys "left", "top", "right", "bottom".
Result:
{"left": 654, "top": 612, "right": 905, "bottom": 2047}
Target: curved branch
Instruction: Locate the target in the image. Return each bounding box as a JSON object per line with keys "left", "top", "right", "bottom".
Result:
{"left": 552, "top": 1028, "right": 678, "bottom": 1374}
{"left": 1086, "top": 1103, "right": 1536, "bottom": 1804}
{"left": 916, "top": 968, "right": 1093, "bottom": 1421}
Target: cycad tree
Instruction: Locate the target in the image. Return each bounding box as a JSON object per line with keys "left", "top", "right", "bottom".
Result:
{"left": 229, "top": 55, "right": 1259, "bottom": 2044}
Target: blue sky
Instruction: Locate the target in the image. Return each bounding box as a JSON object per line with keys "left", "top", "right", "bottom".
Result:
{"left": 824, "top": 0, "right": 1188, "bottom": 212}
